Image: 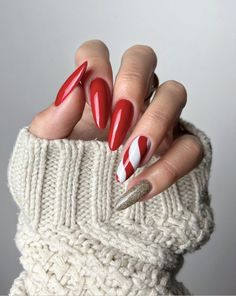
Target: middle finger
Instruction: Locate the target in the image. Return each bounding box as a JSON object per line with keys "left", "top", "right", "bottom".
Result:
{"left": 108, "top": 45, "right": 157, "bottom": 150}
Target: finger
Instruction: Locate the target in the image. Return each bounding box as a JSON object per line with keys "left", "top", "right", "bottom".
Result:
{"left": 115, "top": 134, "right": 204, "bottom": 211}
{"left": 75, "top": 40, "right": 113, "bottom": 129}
{"left": 30, "top": 85, "right": 86, "bottom": 139}
{"left": 116, "top": 80, "right": 187, "bottom": 183}
{"left": 108, "top": 45, "right": 157, "bottom": 150}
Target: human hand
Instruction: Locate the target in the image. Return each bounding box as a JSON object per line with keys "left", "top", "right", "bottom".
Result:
{"left": 30, "top": 40, "right": 203, "bottom": 210}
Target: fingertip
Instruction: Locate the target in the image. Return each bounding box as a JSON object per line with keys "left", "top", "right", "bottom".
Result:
{"left": 54, "top": 61, "right": 87, "bottom": 107}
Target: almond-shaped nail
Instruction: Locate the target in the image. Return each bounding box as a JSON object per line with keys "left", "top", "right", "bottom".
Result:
{"left": 116, "top": 136, "right": 151, "bottom": 183}
{"left": 90, "top": 78, "right": 111, "bottom": 129}
{"left": 115, "top": 180, "right": 152, "bottom": 211}
{"left": 54, "top": 61, "right": 87, "bottom": 106}
{"left": 108, "top": 99, "right": 134, "bottom": 151}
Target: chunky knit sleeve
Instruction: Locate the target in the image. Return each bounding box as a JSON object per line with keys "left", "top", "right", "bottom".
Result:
{"left": 8, "top": 119, "right": 214, "bottom": 296}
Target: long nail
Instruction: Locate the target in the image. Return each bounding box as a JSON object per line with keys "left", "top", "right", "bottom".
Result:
{"left": 108, "top": 99, "right": 134, "bottom": 151}
{"left": 115, "top": 180, "right": 152, "bottom": 211}
{"left": 116, "top": 136, "right": 151, "bottom": 183}
{"left": 90, "top": 78, "right": 111, "bottom": 129}
{"left": 54, "top": 61, "right": 88, "bottom": 106}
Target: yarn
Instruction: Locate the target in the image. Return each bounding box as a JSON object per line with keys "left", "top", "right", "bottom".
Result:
{"left": 8, "top": 119, "right": 214, "bottom": 295}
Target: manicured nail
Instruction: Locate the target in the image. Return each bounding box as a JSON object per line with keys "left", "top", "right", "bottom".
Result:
{"left": 90, "top": 78, "right": 111, "bottom": 129}
{"left": 54, "top": 61, "right": 88, "bottom": 106}
{"left": 116, "top": 136, "right": 151, "bottom": 183}
{"left": 115, "top": 180, "right": 152, "bottom": 211}
{"left": 108, "top": 99, "right": 134, "bottom": 151}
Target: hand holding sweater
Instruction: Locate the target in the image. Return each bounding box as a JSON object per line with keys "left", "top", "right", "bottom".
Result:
{"left": 8, "top": 40, "right": 214, "bottom": 295}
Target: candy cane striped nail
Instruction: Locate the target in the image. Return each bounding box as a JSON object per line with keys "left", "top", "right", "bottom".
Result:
{"left": 116, "top": 136, "right": 151, "bottom": 183}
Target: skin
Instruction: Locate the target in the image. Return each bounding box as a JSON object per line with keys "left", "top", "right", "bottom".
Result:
{"left": 30, "top": 39, "right": 204, "bottom": 202}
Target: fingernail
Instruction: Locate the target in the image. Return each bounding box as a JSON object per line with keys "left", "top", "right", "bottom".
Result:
{"left": 108, "top": 99, "right": 134, "bottom": 151}
{"left": 115, "top": 180, "right": 152, "bottom": 211}
{"left": 116, "top": 136, "right": 151, "bottom": 183}
{"left": 54, "top": 61, "right": 88, "bottom": 106}
{"left": 90, "top": 78, "right": 111, "bottom": 129}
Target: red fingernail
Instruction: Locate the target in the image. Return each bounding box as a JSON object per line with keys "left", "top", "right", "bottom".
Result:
{"left": 90, "top": 78, "right": 111, "bottom": 129}
{"left": 54, "top": 61, "right": 88, "bottom": 106}
{"left": 108, "top": 99, "right": 134, "bottom": 151}
{"left": 116, "top": 136, "right": 151, "bottom": 182}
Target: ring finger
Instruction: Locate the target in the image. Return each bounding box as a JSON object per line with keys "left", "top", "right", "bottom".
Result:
{"left": 116, "top": 80, "right": 187, "bottom": 183}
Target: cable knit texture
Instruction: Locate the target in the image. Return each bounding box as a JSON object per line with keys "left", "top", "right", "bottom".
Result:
{"left": 8, "top": 119, "right": 214, "bottom": 296}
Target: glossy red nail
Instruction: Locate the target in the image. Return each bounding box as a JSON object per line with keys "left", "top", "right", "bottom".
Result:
{"left": 108, "top": 99, "right": 134, "bottom": 151}
{"left": 54, "top": 61, "right": 87, "bottom": 106}
{"left": 90, "top": 78, "right": 111, "bottom": 129}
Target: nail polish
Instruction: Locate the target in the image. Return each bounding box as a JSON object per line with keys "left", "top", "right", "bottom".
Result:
{"left": 116, "top": 136, "right": 151, "bottom": 183}
{"left": 90, "top": 78, "right": 111, "bottom": 129}
{"left": 54, "top": 61, "right": 87, "bottom": 106}
{"left": 108, "top": 99, "right": 134, "bottom": 151}
{"left": 115, "top": 180, "right": 152, "bottom": 211}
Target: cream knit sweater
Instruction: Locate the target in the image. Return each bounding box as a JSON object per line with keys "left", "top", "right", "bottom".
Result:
{"left": 8, "top": 119, "right": 214, "bottom": 296}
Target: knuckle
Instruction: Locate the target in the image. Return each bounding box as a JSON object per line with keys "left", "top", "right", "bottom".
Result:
{"left": 161, "top": 159, "right": 179, "bottom": 180}
{"left": 123, "top": 45, "right": 157, "bottom": 65}
{"left": 162, "top": 80, "right": 187, "bottom": 106}
{"left": 132, "top": 44, "right": 156, "bottom": 56}
{"left": 87, "top": 39, "right": 107, "bottom": 47}
{"left": 75, "top": 39, "right": 109, "bottom": 58}
{"left": 89, "top": 39, "right": 109, "bottom": 53}
{"left": 146, "top": 109, "right": 171, "bottom": 125}
{"left": 118, "top": 70, "right": 143, "bottom": 84}
{"left": 80, "top": 39, "right": 107, "bottom": 49}
{"left": 182, "top": 135, "right": 204, "bottom": 159}
{"left": 85, "top": 55, "right": 105, "bottom": 65}
{"left": 162, "top": 80, "right": 184, "bottom": 91}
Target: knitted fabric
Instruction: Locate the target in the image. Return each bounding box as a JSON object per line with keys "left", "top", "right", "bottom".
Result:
{"left": 8, "top": 119, "right": 214, "bottom": 296}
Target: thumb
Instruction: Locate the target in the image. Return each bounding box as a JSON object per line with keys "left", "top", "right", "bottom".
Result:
{"left": 30, "top": 62, "right": 87, "bottom": 139}
{"left": 30, "top": 85, "right": 86, "bottom": 139}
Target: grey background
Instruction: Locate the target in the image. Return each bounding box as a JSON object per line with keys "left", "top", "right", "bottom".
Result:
{"left": 0, "top": 0, "right": 235, "bottom": 294}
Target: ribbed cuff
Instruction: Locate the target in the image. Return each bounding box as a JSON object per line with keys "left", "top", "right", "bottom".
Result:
{"left": 8, "top": 119, "right": 214, "bottom": 258}
{"left": 8, "top": 128, "right": 125, "bottom": 226}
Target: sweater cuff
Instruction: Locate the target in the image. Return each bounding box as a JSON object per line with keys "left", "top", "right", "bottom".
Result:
{"left": 8, "top": 120, "right": 214, "bottom": 257}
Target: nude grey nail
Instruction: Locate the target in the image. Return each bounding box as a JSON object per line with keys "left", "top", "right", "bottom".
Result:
{"left": 115, "top": 180, "right": 152, "bottom": 211}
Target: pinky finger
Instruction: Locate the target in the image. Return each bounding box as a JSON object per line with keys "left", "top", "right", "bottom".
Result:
{"left": 115, "top": 134, "right": 203, "bottom": 211}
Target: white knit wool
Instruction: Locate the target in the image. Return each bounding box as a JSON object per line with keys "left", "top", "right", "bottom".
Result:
{"left": 8, "top": 119, "right": 214, "bottom": 296}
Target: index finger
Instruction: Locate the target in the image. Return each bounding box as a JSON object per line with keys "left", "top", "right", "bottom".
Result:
{"left": 75, "top": 40, "right": 113, "bottom": 129}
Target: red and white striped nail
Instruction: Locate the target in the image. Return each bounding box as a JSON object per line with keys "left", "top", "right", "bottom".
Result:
{"left": 116, "top": 136, "right": 151, "bottom": 183}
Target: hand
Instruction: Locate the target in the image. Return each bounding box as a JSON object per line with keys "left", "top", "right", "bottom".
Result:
{"left": 30, "top": 40, "right": 203, "bottom": 208}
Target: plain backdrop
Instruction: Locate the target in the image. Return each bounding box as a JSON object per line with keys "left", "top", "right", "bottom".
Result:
{"left": 0, "top": 0, "right": 235, "bottom": 294}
